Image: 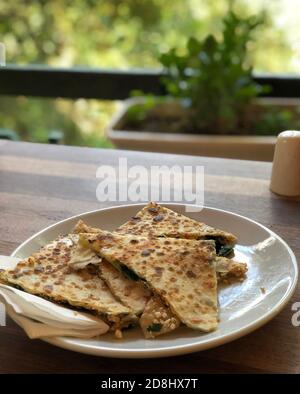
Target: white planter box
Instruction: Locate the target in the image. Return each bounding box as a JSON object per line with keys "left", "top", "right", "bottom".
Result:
{"left": 108, "top": 99, "right": 277, "bottom": 161}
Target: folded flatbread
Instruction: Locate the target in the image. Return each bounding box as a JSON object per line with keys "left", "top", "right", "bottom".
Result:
{"left": 116, "top": 202, "right": 247, "bottom": 281}
{"left": 70, "top": 219, "right": 246, "bottom": 282}
{"left": 81, "top": 230, "right": 218, "bottom": 332}
{"left": 70, "top": 221, "right": 152, "bottom": 316}
{"left": 116, "top": 202, "right": 237, "bottom": 255}
{"left": 0, "top": 234, "right": 136, "bottom": 330}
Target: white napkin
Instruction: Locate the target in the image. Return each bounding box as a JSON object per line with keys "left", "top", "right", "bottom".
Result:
{"left": 0, "top": 255, "right": 109, "bottom": 338}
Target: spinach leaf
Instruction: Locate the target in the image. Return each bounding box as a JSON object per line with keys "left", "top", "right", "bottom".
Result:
{"left": 204, "top": 236, "right": 234, "bottom": 257}
{"left": 218, "top": 245, "right": 234, "bottom": 257}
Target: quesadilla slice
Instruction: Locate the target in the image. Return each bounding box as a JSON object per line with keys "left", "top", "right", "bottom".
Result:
{"left": 69, "top": 221, "right": 152, "bottom": 316}
{"left": 116, "top": 202, "right": 237, "bottom": 256}
{"left": 139, "top": 258, "right": 247, "bottom": 338}
{"left": 81, "top": 230, "right": 218, "bottom": 332}
{"left": 71, "top": 219, "right": 247, "bottom": 283}
{"left": 0, "top": 234, "right": 136, "bottom": 331}
{"left": 139, "top": 255, "right": 248, "bottom": 338}
{"left": 116, "top": 203, "right": 246, "bottom": 282}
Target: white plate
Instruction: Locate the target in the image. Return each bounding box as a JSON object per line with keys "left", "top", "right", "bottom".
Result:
{"left": 11, "top": 204, "right": 298, "bottom": 358}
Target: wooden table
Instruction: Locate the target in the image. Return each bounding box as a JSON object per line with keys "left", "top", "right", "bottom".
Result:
{"left": 0, "top": 141, "right": 299, "bottom": 374}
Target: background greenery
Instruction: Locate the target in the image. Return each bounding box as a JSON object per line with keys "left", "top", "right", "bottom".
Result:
{"left": 0, "top": 0, "right": 299, "bottom": 146}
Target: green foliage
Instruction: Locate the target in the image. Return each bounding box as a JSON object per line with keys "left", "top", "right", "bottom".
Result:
{"left": 160, "top": 10, "right": 271, "bottom": 134}
{"left": 0, "top": 1, "right": 299, "bottom": 142}
{"left": 126, "top": 92, "right": 157, "bottom": 124}
{"left": 256, "top": 108, "right": 300, "bottom": 135}
{"left": 0, "top": 0, "right": 209, "bottom": 146}
{"left": 0, "top": 96, "right": 114, "bottom": 147}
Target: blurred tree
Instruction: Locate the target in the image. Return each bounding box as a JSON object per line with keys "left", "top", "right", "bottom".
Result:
{"left": 0, "top": 0, "right": 296, "bottom": 145}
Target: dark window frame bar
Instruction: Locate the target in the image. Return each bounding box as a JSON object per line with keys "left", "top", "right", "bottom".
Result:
{"left": 0, "top": 65, "right": 300, "bottom": 100}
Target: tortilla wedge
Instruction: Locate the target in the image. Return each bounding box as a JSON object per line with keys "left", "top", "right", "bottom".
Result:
{"left": 71, "top": 219, "right": 247, "bottom": 283}
{"left": 116, "top": 203, "right": 247, "bottom": 281}
{"left": 139, "top": 257, "right": 248, "bottom": 337}
{"left": 81, "top": 230, "right": 218, "bottom": 332}
{"left": 116, "top": 202, "right": 237, "bottom": 255}
{"left": 0, "top": 234, "right": 136, "bottom": 330}
{"left": 70, "top": 221, "right": 152, "bottom": 316}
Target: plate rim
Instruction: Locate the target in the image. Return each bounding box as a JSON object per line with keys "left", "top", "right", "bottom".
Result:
{"left": 10, "top": 203, "right": 298, "bottom": 358}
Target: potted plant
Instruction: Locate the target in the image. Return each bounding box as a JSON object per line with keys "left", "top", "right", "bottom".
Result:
{"left": 108, "top": 11, "right": 300, "bottom": 161}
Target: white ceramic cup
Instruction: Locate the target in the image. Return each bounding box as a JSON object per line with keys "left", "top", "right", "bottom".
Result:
{"left": 270, "top": 130, "right": 300, "bottom": 197}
